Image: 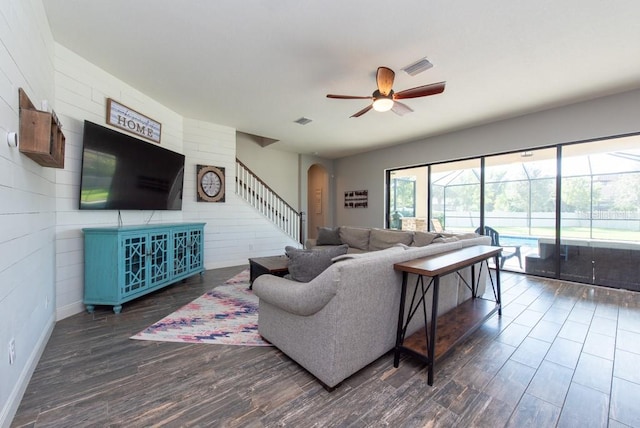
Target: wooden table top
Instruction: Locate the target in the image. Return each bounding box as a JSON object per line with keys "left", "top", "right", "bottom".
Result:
{"left": 249, "top": 255, "right": 289, "bottom": 272}
{"left": 393, "top": 245, "right": 502, "bottom": 277}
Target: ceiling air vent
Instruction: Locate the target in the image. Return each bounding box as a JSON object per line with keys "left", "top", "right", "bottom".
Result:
{"left": 402, "top": 58, "right": 434, "bottom": 76}
{"left": 294, "top": 117, "right": 313, "bottom": 125}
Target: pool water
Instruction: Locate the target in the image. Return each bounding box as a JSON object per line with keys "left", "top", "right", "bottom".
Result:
{"left": 500, "top": 235, "right": 540, "bottom": 248}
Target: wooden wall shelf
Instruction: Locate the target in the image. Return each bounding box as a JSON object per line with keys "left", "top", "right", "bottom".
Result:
{"left": 18, "top": 88, "right": 65, "bottom": 168}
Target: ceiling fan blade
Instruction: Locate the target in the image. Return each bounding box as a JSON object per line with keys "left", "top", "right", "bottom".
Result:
{"left": 327, "top": 94, "right": 372, "bottom": 99}
{"left": 391, "top": 101, "right": 414, "bottom": 116}
{"left": 394, "top": 81, "right": 446, "bottom": 100}
{"left": 350, "top": 104, "right": 373, "bottom": 118}
{"left": 376, "top": 67, "right": 395, "bottom": 96}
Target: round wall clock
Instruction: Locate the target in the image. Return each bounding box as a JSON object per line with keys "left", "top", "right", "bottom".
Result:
{"left": 196, "top": 165, "right": 225, "bottom": 202}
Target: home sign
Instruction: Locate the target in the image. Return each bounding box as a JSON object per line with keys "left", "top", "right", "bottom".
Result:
{"left": 106, "top": 98, "right": 162, "bottom": 143}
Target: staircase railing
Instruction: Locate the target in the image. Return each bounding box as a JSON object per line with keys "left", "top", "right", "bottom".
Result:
{"left": 235, "top": 159, "right": 303, "bottom": 244}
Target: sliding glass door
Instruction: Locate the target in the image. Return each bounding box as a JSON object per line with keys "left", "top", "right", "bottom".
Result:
{"left": 484, "top": 149, "right": 557, "bottom": 273}
{"left": 386, "top": 132, "right": 640, "bottom": 291}
{"left": 388, "top": 166, "right": 427, "bottom": 230}
{"left": 561, "top": 137, "right": 640, "bottom": 290}
{"left": 430, "top": 159, "right": 481, "bottom": 233}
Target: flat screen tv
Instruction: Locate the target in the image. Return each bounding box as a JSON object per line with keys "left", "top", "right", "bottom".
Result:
{"left": 79, "top": 120, "right": 185, "bottom": 210}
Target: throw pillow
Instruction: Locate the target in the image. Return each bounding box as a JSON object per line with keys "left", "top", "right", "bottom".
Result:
{"left": 339, "top": 226, "right": 371, "bottom": 251}
{"left": 369, "top": 228, "right": 414, "bottom": 251}
{"left": 285, "top": 244, "right": 348, "bottom": 282}
{"left": 316, "top": 227, "right": 342, "bottom": 246}
{"left": 412, "top": 231, "right": 441, "bottom": 247}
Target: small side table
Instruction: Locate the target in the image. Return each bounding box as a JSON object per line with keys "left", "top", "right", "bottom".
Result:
{"left": 248, "top": 255, "right": 289, "bottom": 289}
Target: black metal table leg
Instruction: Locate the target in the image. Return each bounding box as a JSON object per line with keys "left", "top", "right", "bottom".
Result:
{"left": 494, "top": 254, "right": 502, "bottom": 315}
{"left": 427, "top": 275, "right": 440, "bottom": 385}
{"left": 394, "top": 272, "right": 408, "bottom": 367}
{"left": 471, "top": 263, "right": 477, "bottom": 298}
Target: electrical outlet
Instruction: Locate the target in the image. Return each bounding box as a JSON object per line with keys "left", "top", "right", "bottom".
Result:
{"left": 9, "top": 338, "right": 15, "bottom": 365}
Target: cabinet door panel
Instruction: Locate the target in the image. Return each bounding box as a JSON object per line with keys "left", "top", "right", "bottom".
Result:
{"left": 173, "top": 229, "right": 189, "bottom": 276}
{"left": 122, "top": 235, "right": 147, "bottom": 297}
{"left": 149, "top": 231, "right": 170, "bottom": 286}
{"left": 188, "top": 228, "right": 203, "bottom": 272}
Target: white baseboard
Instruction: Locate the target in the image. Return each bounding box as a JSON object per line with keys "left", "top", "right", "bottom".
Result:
{"left": 0, "top": 313, "right": 55, "bottom": 428}
{"left": 56, "top": 301, "right": 86, "bottom": 321}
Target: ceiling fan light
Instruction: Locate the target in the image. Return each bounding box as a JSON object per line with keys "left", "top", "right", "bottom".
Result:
{"left": 372, "top": 97, "right": 394, "bottom": 112}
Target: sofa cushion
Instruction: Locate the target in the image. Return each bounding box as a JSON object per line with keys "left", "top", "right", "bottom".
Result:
{"left": 339, "top": 226, "right": 370, "bottom": 251}
{"left": 412, "top": 231, "right": 441, "bottom": 247}
{"left": 449, "top": 232, "right": 480, "bottom": 240}
{"left": 433, "top": 236, "right": 460, "bottom": 243}
{"left": 316, "top": 227, "right": 342, "bottom": 246}
{"left": 369, "top": 228, "right": 414, "bottom": 251}
{"left": 285, "top": 244, "right": 348, "bottom": 282}
{"left": 331, "top": 245, "right": 405, "bottom": 262}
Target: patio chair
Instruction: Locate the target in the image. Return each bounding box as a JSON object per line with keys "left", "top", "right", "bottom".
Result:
{"left": 431, "top": 218, "right": 444, "bottom": 233}
{"left": 475, "top": 226, "right": 522, "bottom": 269}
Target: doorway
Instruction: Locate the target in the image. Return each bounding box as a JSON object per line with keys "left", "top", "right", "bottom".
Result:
{"left": 307, "top": 164, "right": 329, "bottom": 239}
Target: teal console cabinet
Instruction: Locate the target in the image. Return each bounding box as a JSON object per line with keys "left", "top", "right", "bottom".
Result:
{"left": 83, "top": 223, "right": 205, "bottom": 313}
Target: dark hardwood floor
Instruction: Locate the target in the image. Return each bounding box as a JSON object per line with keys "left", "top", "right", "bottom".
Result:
{"left": 11, "top": 266, "right": 640, "bottom": 427}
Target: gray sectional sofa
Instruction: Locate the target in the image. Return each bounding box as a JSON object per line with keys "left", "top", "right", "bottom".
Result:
{"left": 305, "top": 226, "right": 479, "bottom": 253}
{"left": 252, "top": 226, "right": 492, "bottom": 388}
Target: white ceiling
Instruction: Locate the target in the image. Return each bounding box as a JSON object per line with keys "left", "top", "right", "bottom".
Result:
{"left": 42, "top": 0, "right": 640, "bottom": 159}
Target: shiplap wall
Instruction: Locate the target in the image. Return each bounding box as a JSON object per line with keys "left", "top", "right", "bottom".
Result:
{"left": 52, "top": 44, "right": 299, "bottom": 319}
{"left": 1, "top": 1, "right": 297, "bottom": 423}
{"left": 51, "top": 43, "right": 188, "bottom": 319}
{"left": 0, "top": 0, "right": 59, "bottom": 424}
{"left": 0, "top": 0, "right": 58, "bottom": 424}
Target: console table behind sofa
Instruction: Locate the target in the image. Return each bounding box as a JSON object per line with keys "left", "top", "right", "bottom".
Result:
{"left": 393, "top": 245, "right": 502, "bottom": 385}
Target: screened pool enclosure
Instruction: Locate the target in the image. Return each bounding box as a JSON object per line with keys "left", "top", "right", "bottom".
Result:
{"left": 387, "top": 134, "right": 640, "bottom": 291}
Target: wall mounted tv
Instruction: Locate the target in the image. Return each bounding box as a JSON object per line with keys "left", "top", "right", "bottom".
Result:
{"left": 79, "top": 120, "right": 185, "bottom": 210}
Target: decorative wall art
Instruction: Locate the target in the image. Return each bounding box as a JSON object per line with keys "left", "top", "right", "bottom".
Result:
{"left": 106, "top": 98, "right": 162, "bottom": 143}
{"left": 344, "top": 190, "right": 368, "bottom": 208}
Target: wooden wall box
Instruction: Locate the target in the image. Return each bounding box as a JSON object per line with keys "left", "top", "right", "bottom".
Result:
{"left": 18, "top": 88, "right": 66, "bottom": 168}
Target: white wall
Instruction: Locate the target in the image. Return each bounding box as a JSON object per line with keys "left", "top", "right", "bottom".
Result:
{"left": 0, "top": 0, "right": 57, "bottom": 424}
{"left": 236, "top": 133, "right": 300, "bottom": 208}
{"left": 52, "top": 43, "right": 188, "bottom": 319}
{"left": 334, "top": 89, "right": 640, "bottom": 228}
{"left": 51, "top": 46, "right": 298, "bottom": 319}
{"left": 235, "top": 134, "right": 339, "bottom": 241}
{"left": 0, "top": 1, "right": 297, "bottom": 424}
{"left": 182, "top": 119, "right": 297, "bottom": 268}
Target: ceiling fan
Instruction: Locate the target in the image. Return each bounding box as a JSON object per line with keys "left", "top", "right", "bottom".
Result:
{"left": 327, "top": 66, "right": 446, "bottom": 118}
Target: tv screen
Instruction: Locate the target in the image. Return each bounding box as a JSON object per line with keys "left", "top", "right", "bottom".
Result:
{"left": 79, "top": 121, "right": 185, "bottom": 210}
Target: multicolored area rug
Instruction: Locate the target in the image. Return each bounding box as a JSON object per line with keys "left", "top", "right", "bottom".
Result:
{"left": 224, "top": 268, "right": 250, "bottom": 284}
{"left": 131, "top": 270, "right": 271, "bottom": 346}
